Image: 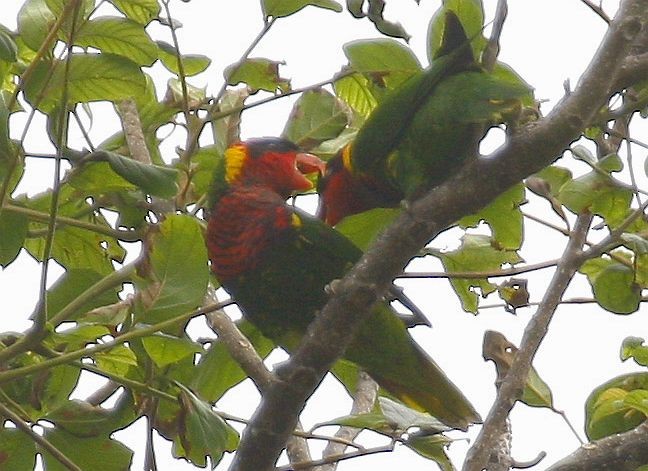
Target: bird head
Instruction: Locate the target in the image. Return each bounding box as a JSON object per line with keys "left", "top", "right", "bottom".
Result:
{"left": 224, "top": 137, "right": 325, "bottom": 198}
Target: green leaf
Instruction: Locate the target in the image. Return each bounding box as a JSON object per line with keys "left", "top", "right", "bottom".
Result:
{"left": 25, "top": 224, "right": 124, "bottom": 276}
{"left": 621, "top": 337, "right": 648, "bottom": 367}
{"left": 95, "top": 344, "right": 138, "bottom": 376}
{"left": 40, "top": 365, "right": 81, "bottom": 414}
{"left": 192, "top": 320, "right": 274, "bottom": 402}
{"left": 262, "top": 0, "right": 343, "bottom": 18}
{"left": 174, "top": 384, "right": 239, "bottom": 467}
{"left": 434, "top": 234, "right": 523, "bottom": 313}
{"left": 0, "top": 209, "right": 27, "bottom": 267}
{"left": 211, "top": 89, "right": 248, "bottom": 154}
{"left": 0, "top": 428, "right": 37, "bottom": 470}
{"left": 109, "top": 0, "right": 160, "bottom": 24}
{"left": 156, "top": 41, "right": 211, "bottom": 76}
{"left": 23, "top": 54, "right": 147, "bottom": 112}
{"left": 91, "top": 150, "right": 178, "bottom": 198}
{"left": 17, "top": 0, "right": 56, "bottom": 52}
{"left": 142, "top": 333, "right": 202, "bottom": 368}
{"left": 69, "top": 161, "right": 138, "bottom": 194}
{"left": 460, "top": 183, "right": 525, "bottom": 250}
{"left": 344, "top": 38, "right": 421, "bottom": 89}
{"left": 405, "top": 434, "right": 454, "bottom": 471}
{"left": 225, "top": 58, "right": 290, "bottom": 93}
{"left": 282, "top": 88, "right": 348, "bottom": 149}
{"left": 317, "top": 397, "right": 448, "bottom": 436}
{"left": 45, "top": 398, "right": 137, "bottom": 438}
{"left": 334, "top": 72, "right": 379, "bottom": 118}
{"left": 46, "top": 269, "right": 120, "bottom": 322}
{"left": 75, "top": 17, "right": 158, "bottom": 66}
{"left": 336, "top": 207, "right": 400, "bottom": 250}
{"left": 49, "top": 324, "right": 111, "bottom": 351}
{"left": 621, "top": 233, "right": 648, "bottom": 255}
{"left": 41, "top": 429, "right": 133, "bottom": 471}
{"left": 135, "top": 215, "right": 209, "bottom": 324}
{"left": 365, "top": 1, "right": 410, "bottom": 41}
{"left": 585, "top": 372, "right": 648, "bottom": 440}
{"left": 0, "top": 29, "right": 17, "bottom": 62}
{"left": 427, "top": 0, "right": 485, "bottom": 63}
{"left": 579, "top": 257, "right": 641, "bottom": 314}
{"left": 528, "top": 165, "right": 573, "bottom": 197}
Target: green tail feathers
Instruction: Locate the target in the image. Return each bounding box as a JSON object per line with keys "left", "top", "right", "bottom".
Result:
{"left": 344, "top": 304, "right": 481, "bottom": 430}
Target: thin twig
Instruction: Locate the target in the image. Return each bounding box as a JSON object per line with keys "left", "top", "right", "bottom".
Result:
{"left": 0, "top": 300, "right": 234, "bottom": 384}
{"left": 0, "top": 401, "right": 82, "bottom": 471}
{"left": 276, "top": 444, "right": 394, "bottom": 471}
{"left": 482, "top": 0, "right": 508, "bottom": 71}
{"left": 2, "top": 203, "right": 145, "bottom": 242}
{"left": 580, "top": 0, "right": 612, "bottom": 24}
{"left": 399, "top": 258, "right": 559, "bottom": 279}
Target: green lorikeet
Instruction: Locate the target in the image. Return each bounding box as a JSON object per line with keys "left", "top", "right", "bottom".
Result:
{"left": 206, "top": 137, "right": 481, "bottom": 430}
{"left": 318, "top": 11, "right": 533, "bottom": 225}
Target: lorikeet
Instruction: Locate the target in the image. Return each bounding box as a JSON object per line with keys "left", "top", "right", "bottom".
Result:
{"left": 206, "top": 137, "right": 481, "bottom": 430}
{"left": 318, "top": 11, "right": 533, "bottom": 225}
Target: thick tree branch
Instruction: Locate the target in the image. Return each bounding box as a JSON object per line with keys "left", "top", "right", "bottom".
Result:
{"left": 228, "top": 2, "right": 646, "bottom": 470}
{"left": 545, "top": 421, "right": 648, "bottom": 471}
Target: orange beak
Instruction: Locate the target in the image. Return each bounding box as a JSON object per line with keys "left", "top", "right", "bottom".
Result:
{"left": 296, "top": 152, "right": 326, "bottom": 176}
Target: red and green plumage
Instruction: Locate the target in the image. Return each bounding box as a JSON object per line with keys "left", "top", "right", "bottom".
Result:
{"left": 206, "top": 137, "right": 480, "bottom": 430}
{"left": 318, "top": 11, "right": 533, "bottom": 225}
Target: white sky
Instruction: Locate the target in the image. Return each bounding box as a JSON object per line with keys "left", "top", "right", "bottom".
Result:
{"left": 2, "top": 1, "right": 647, "bottom": 470}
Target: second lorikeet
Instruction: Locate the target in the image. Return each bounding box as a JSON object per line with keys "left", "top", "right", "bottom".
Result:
{"left": 206, "top": 137, "right": 481, "bottom": 430}
{"left": 318, "top": 11, "right": 533, "bottom": 225}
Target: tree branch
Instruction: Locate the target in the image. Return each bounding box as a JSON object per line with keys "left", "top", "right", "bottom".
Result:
{"left": 545, "top": 421, "right": 648, "bottom": 471}
{"left": 228, "top": 2, "right": 646, "bottom": 470}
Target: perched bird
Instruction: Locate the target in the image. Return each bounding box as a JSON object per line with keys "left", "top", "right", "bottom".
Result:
{"left": 318, "top": 11, "right": 533, "bottom": 225}
{"left": 206, "top": 137, "right": 481, "bottom": 430}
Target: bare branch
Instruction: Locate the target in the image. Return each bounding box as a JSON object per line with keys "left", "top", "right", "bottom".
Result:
{"left": 315, "top": 371, "right": 378, "bottom": 471}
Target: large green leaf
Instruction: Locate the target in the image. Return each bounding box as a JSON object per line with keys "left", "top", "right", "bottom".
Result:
{"left": 156, "top": 41, "right": 211, "bottom": 77}
{"left": 45, "top": 397, "right": 137, "bottom": 438}
{"left": 334, "top": 72, "right": 379, "bottom": 119}
{"left": 0, "top": 28, "right": 17, "bottom": 62}
{"left": 135, "top": 215, "right": 209, "bottom": 324}
{"left": 142, "top": 333, "right": 202, "bottom": 368}
{"left": 585, "top": 373, "right": 648, "bottom": 440}
{"left": 0, "top": 209, "right": 27, "bottom": 267}
{"left": 0, "top": 428, "right": 37, "bottom": 470}
{"left": 46, "top": 268, "right": 120, "bottom": 322}
{"left": 17, "top": 0, "right": 56, "bottom": 52}
{"left": 23, "top": 53, "right": 146, "bottom": 112}
{"left": 282, "top": 88, "right": 348, "bottom": 149}
{"left": 579, "top": 257, "right": 641, "bottom": 314}
{"left": 224, "top": 58, "right": 290, "bottom": 94}
{"left": 91, "top": 151, "right": 178, "bottom": 198}
{"left": 174, "top": 384, "right": 239, "bottom": 467}
{"left": 460, "top": 183, "right": 525, "bottom": 250}
{"left": 433, "top": 234, "right": 523, "bottom": 313}
{"left": 405, "top": 434, "right": 454, "bottom": 471}
{"left": 262, "top": 0, "right": 343, "bottom": 18}
{"left": 75, "top": 17, "right": 158, "bottom": 66}
{"left": 344, "top": 38, "right": 421, "bottom": 89}
{"left": 192, "top": 320, "right": 274, "bottom": 402}
{"left": 335, "top": 207, "right": 400, "bottom": 250}
{"left": 109, "top": 0, "right": 160, "bottom": 24}
{"left": 95, "top": 344, "right": 138, "bottom": 376}
{"left": 41, "top": 429, "right": 133, "bottom": 471}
